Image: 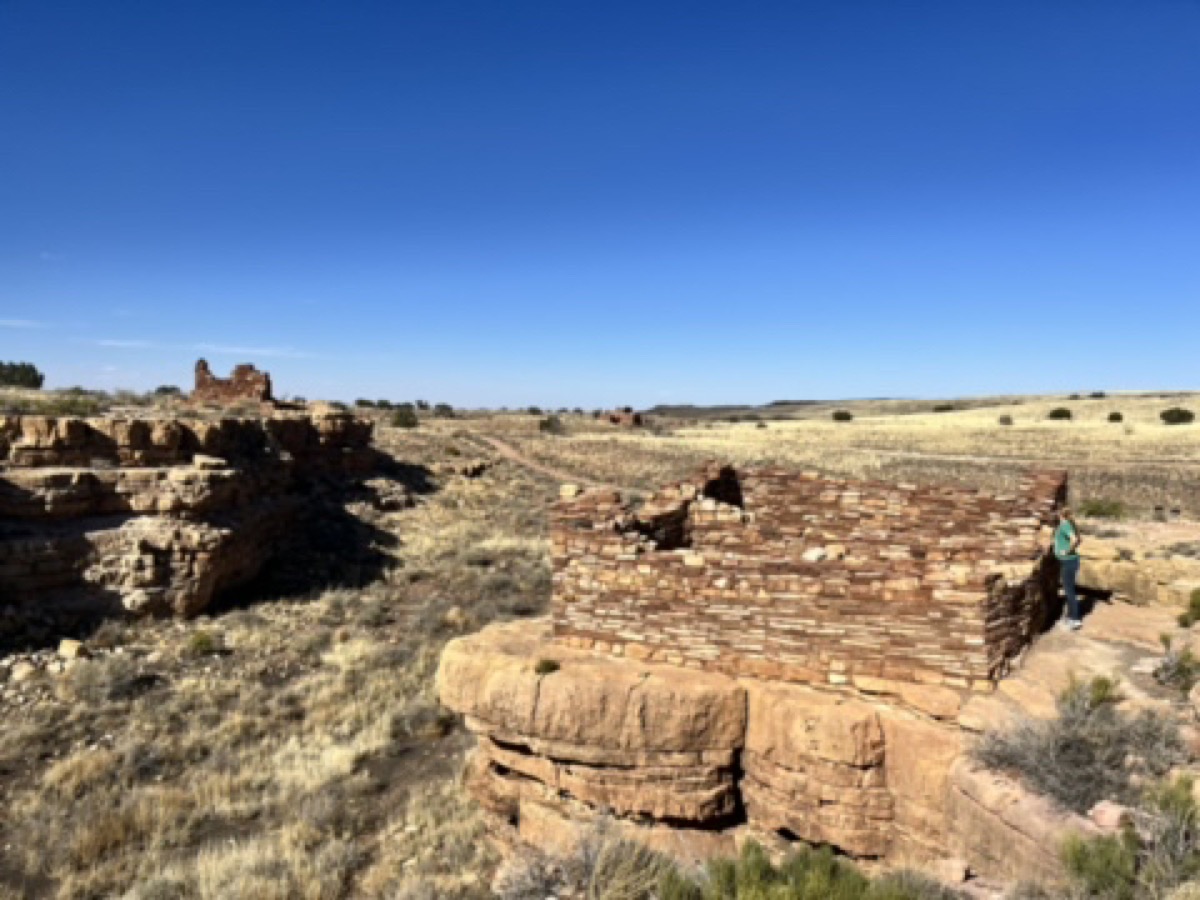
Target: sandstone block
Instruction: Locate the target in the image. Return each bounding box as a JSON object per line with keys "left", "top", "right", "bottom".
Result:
{"left": 57, "top": 639, "right": 88, "bottom": 660}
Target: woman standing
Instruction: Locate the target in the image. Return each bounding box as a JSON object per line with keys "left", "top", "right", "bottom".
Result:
{"left": 1055, "top": 507, "right": 1082, "bottom": 631}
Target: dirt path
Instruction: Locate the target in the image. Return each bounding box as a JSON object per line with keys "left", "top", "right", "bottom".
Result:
{"left": 472, "top": 434, "right": 633, "bottom": 493}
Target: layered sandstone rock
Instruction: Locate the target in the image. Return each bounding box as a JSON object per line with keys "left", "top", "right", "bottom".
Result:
{"left": 439, "top": 619, "right": 745, "bottom": 830}
{"left": 0, "top": 411, "right": 384, "bottom": 617}
{"left": 439, "top": 618, "right": 1118, "bottom": 888}
{"left": 1080, "top": 535, "right": 1200, "bottom": 608}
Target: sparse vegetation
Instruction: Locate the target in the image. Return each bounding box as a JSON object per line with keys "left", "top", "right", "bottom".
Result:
{"left": 972, "top": 675, "right": 1185, "bottom": 814}
{"left": 534, "top": 658, "right": 560, "bottom": 675}
{"left": 1154, "top": 636, "right": 1200, "bottom": 694}
{"left": 0, "top": 425, "right": 553, "bottom": 898}
{"left": 1180, "top": 590, "right": 1200, "bottom": 629}
{"left": 1110, "top": 411, "right": 1124, "bottom": 423}
{"left": 498, "top": 829, "right": 964, "bottom": 900}
{"left": 998, "top": 415, "right": 1014, "bottom": 426}
{"left": 1048, "top": 407, "right": 1073, "bottom": 421}
{"left": 832, "top": 410, "right": 854, "bottom": 422}
{"left": 1080, "top": 498, "right": 1127, "bottom": 519}
{"left": 1058, "top": 774, "right": 1200, "bottom": 900}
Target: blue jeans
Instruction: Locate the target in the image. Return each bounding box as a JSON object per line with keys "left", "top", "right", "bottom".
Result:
{"left": 1060, "top": 556, "right": 1081, "bottom": 622}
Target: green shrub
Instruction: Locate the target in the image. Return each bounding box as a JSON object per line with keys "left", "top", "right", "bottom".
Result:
{"left": 1154, "top": 637, "right": 1200, "bottom": 693}
{"left": 1059, "top": 774, "right": 1200, "bottom": 899}
{"left": 832, "top": 410, "right": 853, "bottom": 422}
{"left": 973, "top": 675, "right": 1184, "bottom": 814}
{"left": 432, "top": 402, "right": 455, "bottom": 418}
{"left": 998, "top": 415, "right": 1014, "bottom": 426}
{"left": 1080, "top": 498, "right": 1127, "bottom": 519}
{"left": 1182, "top": 590, "right": 1200, "bottom": 628}
{"left": 502, "top": 827, "right": 967, "bottom": 900}
{"left": 1109, "top": 411, "right": 1124, "bottom": 423}
{"left": 538, "top": 415, "right": 565, "bottom": 435}
{"left": 391, "top": 405, "right": 419, "bottom": 429}
{"left": 657, "top": 841, "right": 962, "bottom": 900}
{"left": 932, "top": 404, "right": 956, "bottom": 413}
{"left": 1162, "top": 408, "right": 1196, "bottom": 425}
{"left": 534, "top": 658, "right": 560, "bottom": 675}
{"left": 1091, "top": 391, "right": 1108, "bottom": 399}
{"left": 0, "top": 360, "right": 45, "bottom": 388}
{"left": 355, "top": 398, "right": 375, "bottom": 408}
{"left": 1063, "top": 831, "right": 1139, "bottom": 900}
{"left": 1048, "top": 407, "right": 1073, "bottom": 420}
{"left": 184, "top": 630, "right": 222, "bottom": 658}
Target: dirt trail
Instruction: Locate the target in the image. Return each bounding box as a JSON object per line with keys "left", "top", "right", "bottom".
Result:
{"left": 473, "top": 434, "right": 634, "bottom": 493}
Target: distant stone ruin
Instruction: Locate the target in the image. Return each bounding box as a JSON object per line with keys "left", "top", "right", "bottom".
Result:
{"left": 192, "top": 359, "right": 274, "bottom": 405}
{"left": 439, "top": 463, "right": 1075, "bottom": 882}
{"left": 596, "top": 408, "right": 643, "bottom": 427}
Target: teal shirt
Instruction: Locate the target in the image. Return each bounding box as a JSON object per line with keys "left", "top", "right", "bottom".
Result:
{"left": 1055, "top": 521, "right": 1079, "bottom": 561}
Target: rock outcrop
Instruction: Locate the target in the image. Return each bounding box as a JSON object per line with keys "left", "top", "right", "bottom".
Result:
{"left": 439, "top": 618, "right": 1110, "bottom": 884}
{"left": 0, "top": 411, "right": 385, "bottom": 618}
{"left": 1080, "top": 526, "right": 1200, "bottom": 608}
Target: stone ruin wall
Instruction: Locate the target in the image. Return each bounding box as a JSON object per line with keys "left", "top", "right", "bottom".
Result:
{"left": 0, "top": 413, "right": 375, "bottom": 618}
{"left": 440, "top": 464, "right": 1081, "bottom": 885}
{"left": 597, "top": 409, "right": 644, "bottom": 427}
{"left": 192, "top": 358, "right": 274, "bottom": 405}
{"left": 552, "top": 465, "right": 1067, "bottom": 693}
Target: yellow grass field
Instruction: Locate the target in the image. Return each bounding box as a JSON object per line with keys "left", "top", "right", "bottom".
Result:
{"left": 456, "top": 392, "right": 1200, "bottom": 514}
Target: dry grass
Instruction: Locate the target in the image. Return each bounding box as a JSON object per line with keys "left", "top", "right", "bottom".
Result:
{"left": 2, "top": 392, "right": 1197, "bottom": 897}
{"left": 462, "top": 393, "right": 1200, "bottom": 512}
{"left": 0, "top": 426, "right": 554, "bottom": 898}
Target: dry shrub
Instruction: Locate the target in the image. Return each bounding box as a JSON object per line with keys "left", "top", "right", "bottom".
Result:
{"left": 973, "top": 676, "right": 1185, "bottom": 814}
{"left": 58, "top": 654, "right": 146, "bottom": 704}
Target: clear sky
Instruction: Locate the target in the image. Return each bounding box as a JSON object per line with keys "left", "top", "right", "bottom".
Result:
{"left": 1, "top": 1, "right": 1197, "bottom": 407}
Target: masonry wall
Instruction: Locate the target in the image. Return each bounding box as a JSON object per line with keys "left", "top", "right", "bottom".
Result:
{"left": 551, "top": 465, "right": 1065, "bottom": 691}
{"left": 193, "top": 359, "right": 274, "bottom": 405}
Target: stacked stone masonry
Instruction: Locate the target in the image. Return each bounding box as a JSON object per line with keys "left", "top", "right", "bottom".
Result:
{"left": 440, "top": 464, "right": 1090, "bottom": 885}
{"left": 552, "top": 464, "right": 1066, "bottom": 692}
{"left": 192, "top": 358, "right": 274, "bottom": 405}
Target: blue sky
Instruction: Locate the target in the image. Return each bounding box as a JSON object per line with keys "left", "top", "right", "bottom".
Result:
{"left": 1, "top": 1, "right": 1197, "bottom": 407}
